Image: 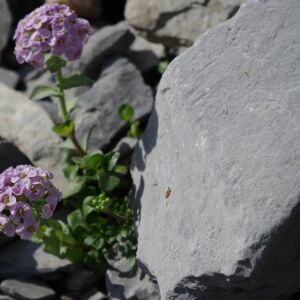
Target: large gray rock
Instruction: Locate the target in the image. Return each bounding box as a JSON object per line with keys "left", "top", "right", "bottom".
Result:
{"left": 0, "top": 83, "right": 67, "bottom": 191}
{"left": 1, "top": 279, "right": 56, "bottom": 300}
{"left": 73, "top": 57, "right": 153, "bottom": 150}
{"left": 0, "top": 0, "right": 11, "bottom": 57}
{"left": 125, "top": 0, "right": 244, "bottom": 49}
{"left": 131, "top": 0, "right": 300, "bottom": 299}
{"left": 67, "top": 22, "right": 135, "bottom": 78}
{"left": 0, "top": 240, "right": 71, "bottom": 279}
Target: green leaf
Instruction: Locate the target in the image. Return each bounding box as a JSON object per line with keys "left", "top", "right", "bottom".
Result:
{"left": 47, "top": 219, "right": 62, "bottom": 231}
{"left": 158, "top": 58, "right": 169, "bottom": 74}
{"left": 95, "top": 238, "right": 105, "bottom": 250}
{"left": 84, "top": 236, "right": 98, "bottom": 247}
{"left": 82, "top": 196, "right": 96, "bottom": 220}
{"left": 118, "top": 104, "right": 134, "bottom": 122}
{"left": 67, "top": 209, "right": 83, "bottom": 232}
{"left": 53, "top": 120, "right": 74, "bottom": 137}
{"left": 59, "top": 74, "right": 93, "bottom": 90}
{"left": 65, "top": 96, "right": 78, "bottom": 113}
{"left": 45, "top": 55, "right": 66, "bottom": 73}
{"left": 82, "top": 126, "right": 95, "bottom": 152}
{"left": 85, "top": 151, "right": 105, "bottom": 169}
{"left": 30, "top": 85, "right": 62, "bottom": 101}
{"left": 72, "top": 156, "right": 83, "bottom": 166}
{"left": 128, "top": 120, "right": 143, "bottom": 138}
{"left": 63, "top": 164, "right": 79, "bottom": 181}
{"left": 107, "top": 152, "right": 120, "bottom": 171}
{"left": 98, "top": 171, "right": 121, "bottom": 192}
{"left": 63, "top": 176, "right": 86, "bottom": 199}
{"left": 58, "top": 139, "right": 76, "bottom": 150}
{"left": 114, "top": 165, "right": 128, "bottom": 175}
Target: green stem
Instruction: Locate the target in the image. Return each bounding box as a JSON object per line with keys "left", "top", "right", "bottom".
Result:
{"left": 56, "top": 69, "right": 86, "bottom": 157}
{"left": 56, "top": 69, "right": 68, "bottom": 121}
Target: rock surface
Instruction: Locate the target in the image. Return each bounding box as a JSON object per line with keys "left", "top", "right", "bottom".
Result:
{"left": 131, "top": 0, "right": 300, "bottom": 299}
{"left": 0, "top": 0, "right": 11, "bottom": 57}
{"left": 0, "top": 83, "right": 67, "bottom": 190}
{"left": 0, "top": 295, "right": 16, "bottom": 300}
{"left": 125, "top": 36, "right": 165, "bottom": 72}
{"left": 46, "top": 0, "right": 102, "bottom": 20}
{"left": 67, "top": 22, "right": 134, "bottom": 78}
{"left": 125, "top": 0, "right": 244, "bottom": 48}
{"left": 0, "top": 68, "right": 19, "bottom": 88}
{"left": 73, "top": 57, "right": 153, "bottom": 150}
{"left": 80, "top": 288, "right": 107, "bottom": 300}
{"left": 106, "top": 258, "right": 160, "bottom": 300}
{"left": 1, "top": 279, "right": 56, "bottom": 300}
{"left": 0, "top": 240, "right": 71, "bottom": 279}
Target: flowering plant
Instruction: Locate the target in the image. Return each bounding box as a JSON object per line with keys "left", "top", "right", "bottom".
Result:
{"left": 0, "top": 165, "right": 61, "bottom": 239}
{"left": 14, "top": 3, "right": 90, "bottom": 67}
{"left": 8, "top": 3, "right": 137, "bottom": 272}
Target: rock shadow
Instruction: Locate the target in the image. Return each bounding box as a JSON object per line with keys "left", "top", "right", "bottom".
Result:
{"left": 167, "top": 197, "right": 300, "bottom": 299}
{"left": 130, "top": 107, "right": 158, "bottom": 224}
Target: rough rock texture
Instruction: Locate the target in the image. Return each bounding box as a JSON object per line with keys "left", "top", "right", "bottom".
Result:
{"left": 1, "top": 279, "right": 56, "bottom": 300}
{"left": 0, "top": 83, "right": 67, "bottom": 190}
{"left": 0, "top": 240, "right": 71, "bottom": 279}
{"left": 46, "top": 0, "right": 102, "bottom": 20}
{"left": 67, "top": 22, "right": 134, "bottom": 78}
{"left": 73, "top": 57, "right": 153, "bottom": 150}
{"left": 125, "top": 36, "right": 165, "bottom": 72}
{"left": 0, "top": 68, "right": 19, "bottom": 88}
{"left": 0, "top": 295, "right": 16, "bottom": 300}
{"left": 80, "top": 288, "right": 107, "bottom": 300}
{"left": 125, "top": 0, "right": 244, "bottom": 48}
{"left": 0, "top": 0, "right": 11, "bottom": 57}
{"left": 131, "top": 0, "right": 300, "bottom": 299}
{"left": 106, "top": 258, "right": 160, "bottom": 300}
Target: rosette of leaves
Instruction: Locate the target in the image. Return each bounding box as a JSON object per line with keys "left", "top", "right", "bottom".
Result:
{"left": 35, "top": 149, "right": 137, "bottom": 272}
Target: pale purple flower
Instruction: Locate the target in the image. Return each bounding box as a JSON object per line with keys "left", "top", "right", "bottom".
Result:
{"left": 10, "top": 202, "right": 33, "bottom": 224}
{"left": 14, "top": 3, "right": 91, "bottom": 67}
{"left": 24, "top": 180, "right": 46, "bottom": 201}
{"left": 64, "top": 41, "right": 83, "bottom": 61}
{"left": 27, "top": 51, "right": 44, "bottom": 68}
{"left": 16, "top": 217, "right": 39, "bottom": 240}
{"left": 0, "top": 165, "right": 61, "bottom": 239}
{"left": 0, "top": 214, "right": 15, "bottom": 237}
{"left": 0, "top": 187, "right": 16, "bottom": 211}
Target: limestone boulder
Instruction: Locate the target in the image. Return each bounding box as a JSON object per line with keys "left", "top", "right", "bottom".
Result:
{"left": 131, "top": 0, "right": 300, "bottom": 298}
{"left": 0, "top": 83, "right": 67, "bottom": 191}
{"left": 73, "top": 57, "right": 153, "bottom": 150}
{"left": 125, "top": 0, "right": 244, "bottom": 48}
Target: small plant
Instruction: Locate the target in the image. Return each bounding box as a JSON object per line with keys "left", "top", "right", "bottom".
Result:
{"left": 11, "top": 3, "right": 137, "bottom": 273}
{"left": 119, "top": 103, "right": 143, "bottom": 138}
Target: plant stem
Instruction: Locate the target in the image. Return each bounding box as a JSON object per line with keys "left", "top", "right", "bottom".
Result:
{"left": 56, "top": 69, "right": 86, "bottom": 156}
{"left": 56, "top": 69, "right": 68, "bottom": 121}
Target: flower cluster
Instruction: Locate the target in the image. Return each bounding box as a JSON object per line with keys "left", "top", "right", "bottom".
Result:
{"left": 14, "top": 3, "right": 91, "bottom": 67}
{"left": 0, "top": 165, "right": 61, "bottom": 239}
